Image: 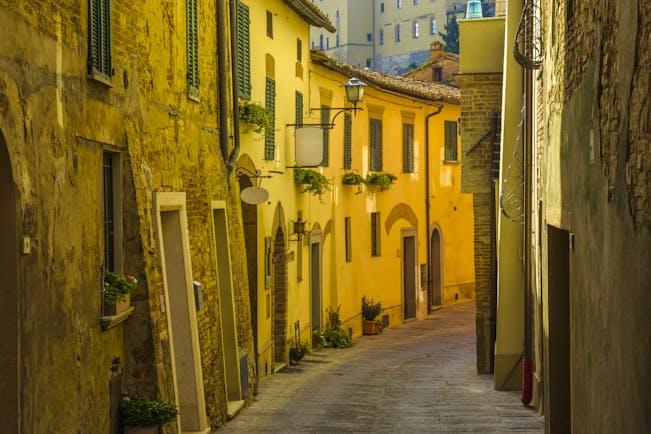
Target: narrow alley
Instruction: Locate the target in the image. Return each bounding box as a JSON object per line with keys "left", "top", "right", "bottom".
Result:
{"left": 220, "top": 303, "right": 543, "bottom": 433}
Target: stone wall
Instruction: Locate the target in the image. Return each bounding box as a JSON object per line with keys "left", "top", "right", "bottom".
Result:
{"left": 458, "top": 73, "right": 503, "bottom": 374}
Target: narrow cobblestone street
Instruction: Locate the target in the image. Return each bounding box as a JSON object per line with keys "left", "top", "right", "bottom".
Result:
{"left": 219, "top": 303, "right": 543, "bottom": 433}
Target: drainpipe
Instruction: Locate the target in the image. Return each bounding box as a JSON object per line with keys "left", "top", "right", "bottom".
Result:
{"left": 217, "top": 0, "right": 230, "bottom": 166}
{"left": 227, "top": 0, "right": 242, "bottom": 172}
{"left": 425, "top": 105, "right": 443, "bottom": 313}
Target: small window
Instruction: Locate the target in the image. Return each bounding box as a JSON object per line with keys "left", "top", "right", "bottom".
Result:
{"left": 266, "top": 10, "right": 273, "bottom": 38}
{"left": 371, "top": 212, "right": 381, "bottom": 257}
{"left": 379, "top": 29, "right": 384, "bottom": 45}
{"left": 395, "top": 24, "right": 401, "bottom": 42}
{"left": 444, "top": 120, "right": 458, "bottom": 161}
{"left": 186, "top": 0, "right": 199, "bottom": 99}
{"left": 297, "top": 38, "right": 302, "bottom": 61}
{"left": 319, "top": 34, "right": 324, "bottom": 50}
{"left": 343, "top": 113, "right": 352, "bottom": 169}
{"left": 321, "top": 105, "right": 330, "bottom": 166}
{"left": 369, "top": 118, "right": 383, "bottom": 171}
{"left": 295, "top": 91, "right": 303, "bottom": 127}
{"left": 434, "top": 66, "right": 443, "bottom": 82}
{"left": 367, "top": 33, "right": 373, "bottom": 42}
{"left": 413, "top": 0, "right": 418, "bottom": 4}
{"left": 103, "top": 151, "right": 121, "bottom": 272}
{"left": 336, "top": 34, "right": 340, "bottom": 46}
{"left": 397, "top": 0, "right": 402, "bottom": 9}
{"left": 345, "top": 217, "right": 352, "bottom": 262}
{"left": 366, "top": 58, "right": 372, "bottom": 67}
{"left": 88, "top": 0, "right": 113, "bottom": 82}
{"left": 413, "top": 21, "right": 419, "bottom": 38}
{"left": 402, "top": 123, "right": 414, "bottom": 173}
{"left": 430, "top": 18, "right": 436, "bottom": 35}
{"left": 380, "top": 2, "right": 385, "bottom": 13}
{"left": 265, "top": 77, "right": 276, "bottom": 160}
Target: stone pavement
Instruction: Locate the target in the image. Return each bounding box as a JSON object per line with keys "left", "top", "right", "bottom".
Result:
{"left": 218, "top": 302, "right": 543, "bottom": 433}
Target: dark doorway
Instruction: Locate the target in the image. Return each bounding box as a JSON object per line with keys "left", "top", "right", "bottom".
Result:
{"left": 310, "top": 234, "right": 322, "bottom": 332}
{"left": 0, "top": 130, "right": 18, "bottom": 433}
{"left": 403, "top": 233, "right": 417, "bottom": 319}
{"left": 546, "top": 225, "right": 571, "bottom": 433}
{"left": 238, "top": 175, "right": 258, "bottom": 375}
{"left": 273, "top": 229, "right": 287, "bottom": 367}
{"left": 430, "top": 228, "right": 443, "bottom": 306}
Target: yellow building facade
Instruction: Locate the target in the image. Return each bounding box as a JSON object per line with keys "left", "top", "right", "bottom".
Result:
{"left": 235, "top": 0, "right": 474, "bottom": 382}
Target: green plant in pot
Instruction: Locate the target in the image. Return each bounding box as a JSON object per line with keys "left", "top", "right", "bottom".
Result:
{"left": 121, "top": 396, "right": 178, "bottom": 434}
{"left": 104, "top": 271, "right": 137, "bottom": 306}
{"left": 238, "top": 100, "right": 274, "bottom": 133}
{"left": 364, "top": 172, "right": 397, "bottom": 192}
{"left": 361, "top": 296, "right": 383, "bottom": 335}
{"left": 293, "top": 168, "right": 331, "bottom": 200}
{"left": 341, "top": 172, "right": 364, "bottom": 194}
{"left": 289, "top": 340, "right": 309, "bottom": 364}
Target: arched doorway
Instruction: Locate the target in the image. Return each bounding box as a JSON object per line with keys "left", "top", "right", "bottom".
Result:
{"left": 238, "top": 175, "right": 258, "bottom": 375}
{"left": 272, "top": 228, "right": 287, "bottom": 368}
{"left": 430, "top": 227, "right": 443, "bottom": 306}
{"left": 0, "top": 130, "right": 18, "bottom": 432}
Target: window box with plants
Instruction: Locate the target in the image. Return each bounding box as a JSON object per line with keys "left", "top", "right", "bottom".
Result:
{"left": 341, "top": 171, "right": 364, "bottom": 194}
{"left": 364, "top": 172, "right": 397, "bottom": 192}
{"left": 361, "top": 296, "right": 383, "bottom": 335}
{"left": 293, "top": 167, "right": 331, "bottom": 200}
{"left": 100, "top": 271, "right": 137, "bottom": 331}
{"left": 238, "top": 100, "right": 274, "bottom": 134}
{"left": 121, "top": 395, "right": 179, "bottom": 434}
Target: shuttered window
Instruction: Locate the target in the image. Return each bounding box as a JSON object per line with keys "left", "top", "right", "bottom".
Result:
{"left": 369, "top": 118, "right": 383, "bottom": 171}
{"left": 321, "top": 106, "right": 330, "bottom": 166}
{"left": 402, "top": 123, "right": 414, "bottom": 173}
{"left": 345, "top": 217, "right": 352, "bottom": 262}
{"left": 88, "top": 0, "right": 112, "bottom": 80}
{"left": 297, "top": 38, "right": 302, "bottom": 62}
{"left": 265, "top": 77, "right": 276, "bottom": 160}
{"left": 444, "top": 120, "right": 458, "bottom": 161}
{"left": 295, "top": 91, "right": 303, "bottom": 127}
{"left": 236, "top": 1, "right": 251, "bottom": 99}
{"left": 343, "top": 114, "right": 352, "bottom": 170}
{"left": 186, "top": 0, "right": 199, "bottom": 98}
{"left": 371, "top": 212, "right": 381, "bottom": 256}
{"left": 266, "top": 10, "right": 273, "bottom": 38}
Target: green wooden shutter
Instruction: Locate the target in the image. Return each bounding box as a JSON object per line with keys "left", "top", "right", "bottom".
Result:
{"left": 88, "top": 0, "right": 112, "bottom": 79}
{"left": 236, "top": 1, "right": 251, "bottom": 99}
{"left": 295, "top": 91, "right": 303, "bottom": 127}
{"left": 187, "top": 0, "right": 199, "bottom": 98}
{"left": 345, "top": 217, "right": 352, "bottom": 262}
{"left": 265, "top": 77, "right": 276, "bottom": 160}
{"left": 444, "top": 120, "right": 458, "bottom": 161}
{"left": 369, "top": 118, "right": 383, "bottom": 172}
{"left": 403, "top": 123, "right": 414, "bottom": 173}
{"left": 343, "top": 114, "right": 352, "bottom": 170}
{"left": 321, "top": 105, "right": 330, "bottom": 166}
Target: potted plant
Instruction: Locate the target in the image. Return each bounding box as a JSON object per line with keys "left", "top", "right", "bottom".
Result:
{"left": 121, "top": 396, "right": 178, "bottom": 434}
{"left": 289, "top": 340, "right": 309, "bottom": 364}
{"left": 238, "top": 100, "right": 274, "bottom": 134}
{"left": 361, "top": 296, "right": 383, "bottom": 335}
{"left": 364, "top": 172, "right": 397, "bottom": 192}
{"left": 341, "top": 172, "right": 364, "bottom": 194}
{"left": 293, "top": 168, "right": 331, "bottom": 200}
{"left": 103, "top": 271, "right": 137, "bottom": 316}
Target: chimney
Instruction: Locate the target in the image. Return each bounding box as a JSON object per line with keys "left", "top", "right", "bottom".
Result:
{"left": 429, "top": 41, "right": 445, "bottom": 60}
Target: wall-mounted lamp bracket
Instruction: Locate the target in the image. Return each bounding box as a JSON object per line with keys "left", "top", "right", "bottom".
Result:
{"left": 234, "top": 167, "right": 274, "bottom": 180}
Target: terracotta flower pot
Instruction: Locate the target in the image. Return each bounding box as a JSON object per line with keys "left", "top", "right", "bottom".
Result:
{"left": 362, "top": 320, "right": 380, "bottom": 335}
{"left": 103, "top": 293, "right": 131, "bottom": 316}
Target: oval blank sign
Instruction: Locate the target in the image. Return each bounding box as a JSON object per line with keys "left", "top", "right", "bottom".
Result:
{"left": 240, "top": 186, "right": 269, "bottom": 205}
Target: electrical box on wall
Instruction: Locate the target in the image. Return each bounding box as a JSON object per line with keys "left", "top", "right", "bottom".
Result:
{"left": 193, "top": 281, "right": 203, "bottom": 311}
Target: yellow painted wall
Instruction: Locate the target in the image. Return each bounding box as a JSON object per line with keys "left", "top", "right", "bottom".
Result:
{"left": 458, "top": 18, "right": 506, "bottom": 74}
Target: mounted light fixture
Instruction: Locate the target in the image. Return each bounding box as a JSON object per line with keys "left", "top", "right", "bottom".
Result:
{"left": 235, "top": 167, "right": 279, "bottom": 205}
{"left": 289, "top": 215, "right": 308, "bottom": 242}
{"left": 286, "top": 77, "right": 367, "bottom": 130}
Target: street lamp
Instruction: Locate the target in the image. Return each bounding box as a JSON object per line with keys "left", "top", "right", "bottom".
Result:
{"left": 343, "top": 77, "right": 367, "bottom": 108}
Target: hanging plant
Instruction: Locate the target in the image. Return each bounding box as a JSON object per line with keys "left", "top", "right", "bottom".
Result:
{"left": 341, "top": 172, "right": 364, "bottom": 185}
{"left": 294, "top": 168, "right": 331, "bottom": 199}
{"left": 364, "top": 172, "right": 397, "bottom": 192}
{"left": 238, "top": 100, "right": 274, "bottom": 133}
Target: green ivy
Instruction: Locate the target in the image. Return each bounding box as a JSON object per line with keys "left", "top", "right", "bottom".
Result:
{"left": 293, "top": 168, "right": 331, "bottom": 199}
{"left": 120, "top": 396, "right": 178, "bottom": 427}
{"left": 238, "top": 100, "right": 274, "bottom": 133}
{"left": 341, "top": 172, "right": 364, "bottom": 185}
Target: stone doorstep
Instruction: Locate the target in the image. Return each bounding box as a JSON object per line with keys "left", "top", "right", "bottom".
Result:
{"left": 226, "top": 400, "right": 245, "bottom": 420}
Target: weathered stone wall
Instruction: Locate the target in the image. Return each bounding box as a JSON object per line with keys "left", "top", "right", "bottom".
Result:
{"left": 539, "top": 0, "right": 651, "bottom": 431}
{"left": 458, "top": 73, "right": 503, "bottom": 374}
{"left": 0, "top": 0, "right": 254, "bottom": 432}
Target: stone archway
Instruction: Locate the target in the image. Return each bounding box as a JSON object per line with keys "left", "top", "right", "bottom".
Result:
{"left": 0, "top": 129, "right": 18, "bottom": 432}
{"left": 272, "top": 228, "right": 287, "bottom": 368}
